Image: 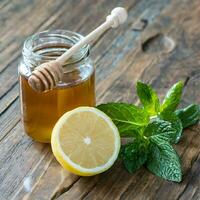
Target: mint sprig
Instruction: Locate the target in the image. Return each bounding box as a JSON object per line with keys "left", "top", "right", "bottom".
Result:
{"left": 137, "top": 81, "right": 160, "bottom": 115}
{"left": 159, "top": 112, "right": 183, "bottom": 143}
{"left": 97, "top": 81, "right": 200, "bottom": 182}
{"left": 175, "top": 104, "right": 200, "bottom": 128}
{"left": 161, "top": 81, "right": 183, "bottom": 114}
{"left": 121, "top": 138, "right": 148, "bottom": 173}
{"left": 146, "top": 137, "right": 182, "bottom": 182}
{"left": 144, "top": 119, "right": 177, "bottom": 143}
{"left": 97, "top": 103, "right": 149, "bottom": 137}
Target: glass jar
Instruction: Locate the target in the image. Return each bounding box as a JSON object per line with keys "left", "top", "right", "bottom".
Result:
{"left": 19, "top": 30, "right": 95, "bottom": 143}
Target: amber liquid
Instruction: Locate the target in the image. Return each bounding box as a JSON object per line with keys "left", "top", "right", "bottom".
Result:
{"left": 20, "top": 70, "right": 95, "bottom": 143}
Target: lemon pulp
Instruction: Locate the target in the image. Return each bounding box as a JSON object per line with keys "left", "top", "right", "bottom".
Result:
{"left": 51, "top": 107, "right": 120, "bottom": 176}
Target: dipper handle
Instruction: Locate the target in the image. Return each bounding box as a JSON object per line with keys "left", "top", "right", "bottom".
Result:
{"left": 57, "top": 7, "right": 128, "bottom": 64}
{"left": 28, "top": 7, "right": 128, "bottom": 92}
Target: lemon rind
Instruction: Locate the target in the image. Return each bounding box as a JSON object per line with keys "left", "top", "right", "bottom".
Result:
{"left": 51, "top": 107, "right": 120, "bottom": 176}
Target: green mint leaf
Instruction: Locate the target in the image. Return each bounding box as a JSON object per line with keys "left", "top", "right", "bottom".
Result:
{"left": 175, "top": 104, "right": 200, "bottom": 128}
{"left": 144, "top": 119, "right": 177, "bottom": 143}
{"left": 122, "top": 139, "right": 148, "bottom": 173}
{"left": 97, "top": 103, "right": 149, "bottom": 137}
{"left": 113, "top": 123, "right": 143, "bottom": 138}
{"left": 159, "top": 112, "right": 183, "bottom": 144}
{"left": 146, "top": 137, "right": 182, "bottom": 182}
{"left": 161, "top": 81, "right": 183, "bottom": 113}
{"left": 119, "top": 145, "right": 126, "bottom": 160}
{"left": 136, "top": 81, "right": 160, "bottom": 115}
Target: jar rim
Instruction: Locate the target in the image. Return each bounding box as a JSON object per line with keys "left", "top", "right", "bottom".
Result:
{"left": 22, "top": 29, "right": 90, "bottom": 65}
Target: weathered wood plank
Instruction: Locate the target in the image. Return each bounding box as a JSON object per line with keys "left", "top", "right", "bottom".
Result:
{"left": 2, "top": 0, "right": 138, "bottom": 199}
{"left": 56, "top": 0, "right": 200, "bottom": 199}
{"left": 0, "top": 0, "right": 119, "bottom": 134}
{"left": 0, "top": 0, "right": 200, "bottom": 200}
{"left": 0, "top": 123, "right": 49, "bottom": 199}
{"left": 0, "top": 97, "right": 19, "bottom": 142}
{"left": 0, "top": 0, "right": 131, "bottom": 113}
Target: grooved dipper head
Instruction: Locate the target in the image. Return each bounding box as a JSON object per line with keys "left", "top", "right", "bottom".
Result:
{"left": 28, "top": 60, "right": 63, "bottom": 93}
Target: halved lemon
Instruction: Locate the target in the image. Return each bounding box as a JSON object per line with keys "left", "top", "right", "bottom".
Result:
{"left": 51, "top": 107, "right": 120, "bottom": 176}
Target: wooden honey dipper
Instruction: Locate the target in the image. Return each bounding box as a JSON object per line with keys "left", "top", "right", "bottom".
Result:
{"left": 28, "top": 7, "right": 128, "bottom": 92}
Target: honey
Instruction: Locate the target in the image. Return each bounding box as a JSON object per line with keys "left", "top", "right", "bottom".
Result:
{"left": 19, "top": 30, "right": 95, "bottom": 143}
{"left": 20, "top": 71, "right": 95, "bottom": 143}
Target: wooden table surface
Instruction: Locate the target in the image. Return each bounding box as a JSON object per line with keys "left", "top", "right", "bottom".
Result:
{"left": 1, "top": 0, "right": 200, "bottom": 199}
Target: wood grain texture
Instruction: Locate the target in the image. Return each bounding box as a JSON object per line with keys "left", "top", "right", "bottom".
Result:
{"left": 0, "top": 0, "right": 200, "bottom": 200}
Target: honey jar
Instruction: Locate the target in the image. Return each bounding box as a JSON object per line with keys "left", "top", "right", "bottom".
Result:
{"left": 19, "top": 30, "right": 95, "bottom": 143}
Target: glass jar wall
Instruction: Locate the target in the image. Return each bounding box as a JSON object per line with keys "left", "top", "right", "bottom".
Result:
{"left": 19, "top": 30, "right": 95, "bottom": 143}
